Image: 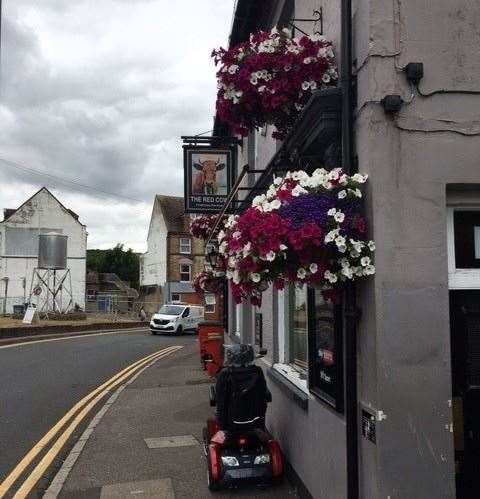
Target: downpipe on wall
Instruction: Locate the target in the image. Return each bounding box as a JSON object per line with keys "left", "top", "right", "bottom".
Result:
{"left": 341, "top": 0, "right": 359, "bottom": 498}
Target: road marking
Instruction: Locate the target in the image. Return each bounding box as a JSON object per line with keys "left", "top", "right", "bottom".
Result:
{"left": 0, "top": 345, "right": 182, "bottom": 498}
{"left": 0, "top": 327, "right": 149, "bottom": 350}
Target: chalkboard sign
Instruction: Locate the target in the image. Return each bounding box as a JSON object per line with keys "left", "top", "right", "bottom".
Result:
{"left": 255, "top": 313, "right": 263, "bottom": 347}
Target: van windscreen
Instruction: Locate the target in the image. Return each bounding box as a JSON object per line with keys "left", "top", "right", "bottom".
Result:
{"left": 158, "top": 305, "right": 184, "bottom": 316}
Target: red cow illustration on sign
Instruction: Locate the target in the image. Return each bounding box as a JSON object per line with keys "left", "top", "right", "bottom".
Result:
{"left": 192, "top": 158, "right": 226, "bottom": 195}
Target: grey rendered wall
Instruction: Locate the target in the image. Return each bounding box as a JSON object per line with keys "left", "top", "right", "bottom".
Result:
{"left": 355, "top": 0, "right": 480, "bottom": 497}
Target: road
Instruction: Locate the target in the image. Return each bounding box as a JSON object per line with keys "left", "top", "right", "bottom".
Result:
{"left": 0, "top": 328, "right": 193, "bottom": 496}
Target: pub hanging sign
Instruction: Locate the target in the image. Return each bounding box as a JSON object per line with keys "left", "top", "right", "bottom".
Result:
{"left": 183, "top": 140, "right": 236, "bottom": 214}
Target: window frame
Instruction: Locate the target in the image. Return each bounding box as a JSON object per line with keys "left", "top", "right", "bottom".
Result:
{"left": 179, "top": 263, "right": 191, "bottom": 282}
{"left": 307, "top": 287, "right": 344, "bottom": 412}
{"left": 447, "top": 207, "right": 480, "bottom": 289}
{"left": 179, "top": 237, "right": 191, "bottom": 255}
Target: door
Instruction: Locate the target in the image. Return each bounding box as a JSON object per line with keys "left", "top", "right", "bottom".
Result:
{"left": 450, "top": 291, "right": 480, "bottom": 498}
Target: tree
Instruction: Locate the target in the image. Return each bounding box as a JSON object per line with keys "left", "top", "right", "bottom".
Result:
{"left": 87, "top": 244, "right": 139, "bottom": 289}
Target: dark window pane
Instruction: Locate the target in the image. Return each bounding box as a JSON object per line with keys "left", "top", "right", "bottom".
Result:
{"left": 454, "top": 211, "right": 480, "bottom": 269}
{"left": 308, "top": 289, "right": 343, "bottom": 411}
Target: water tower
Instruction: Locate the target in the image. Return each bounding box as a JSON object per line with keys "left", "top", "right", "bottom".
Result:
{"left": 28, "top": 233, "right": 73, "bottom": 314}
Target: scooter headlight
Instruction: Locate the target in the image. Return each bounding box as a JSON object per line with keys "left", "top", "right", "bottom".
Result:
{"left": 254, "top": 454, "right": 271, "bottom": 465}
{"left": 221, "top": 456, "right": 240, "bottom": 467}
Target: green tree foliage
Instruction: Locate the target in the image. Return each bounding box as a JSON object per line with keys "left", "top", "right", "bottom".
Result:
{"left": 87, "top": 244, "right": 139, "bottom": 289}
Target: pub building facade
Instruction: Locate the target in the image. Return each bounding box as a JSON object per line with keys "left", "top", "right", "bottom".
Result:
{"left": 207, "top": 0, "right": 480, "bottom": 498}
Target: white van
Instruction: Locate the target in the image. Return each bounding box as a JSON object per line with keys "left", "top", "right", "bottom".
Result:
{"left": 150, "top": 303, "right": 204, "bottom": 335}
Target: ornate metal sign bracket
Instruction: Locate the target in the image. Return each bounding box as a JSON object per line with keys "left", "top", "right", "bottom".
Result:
{"left": 288, "top": 8, "right": 324, "bottom": 37}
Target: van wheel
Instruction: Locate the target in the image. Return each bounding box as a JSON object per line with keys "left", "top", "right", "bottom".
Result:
{"left": 176, "top": 326, "right": 183, "bottom": 335}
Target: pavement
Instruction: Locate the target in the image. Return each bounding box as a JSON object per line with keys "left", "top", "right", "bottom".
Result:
{"left": 52, "top": 340, "right": 299, "bottom": 499}
{"left": 0, "top": 328, "right": 184, "bottom": 488}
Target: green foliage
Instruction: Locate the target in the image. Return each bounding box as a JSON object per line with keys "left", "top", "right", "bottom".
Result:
{"left": 87, "top": 244, "right": 139, "bottom": 289}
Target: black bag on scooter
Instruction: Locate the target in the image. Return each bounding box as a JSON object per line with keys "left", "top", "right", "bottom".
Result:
{"left": 224, "top": 365, "right": 268, "bottom": 432}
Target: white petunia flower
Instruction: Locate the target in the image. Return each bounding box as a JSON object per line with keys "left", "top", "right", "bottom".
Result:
{"left": 368, "top": 241, "right": 376, "bottom": 251}
{"left": 252, "top": 194, "right": 267, "bottom": 207}
{"left": 217, "top": 230, "right": 225, "bottom": 241}
{"left": 251, "top": 273, "right": 261, "bottom": 283}
{"left": 273, "top": 176, "right": 283, "bottom": 186}
{"left": 301, "top": 81, "right": 310, "bottom": 91}
{"left": 339, "top": 174, "right": 348, "bottom": 185}
{"left": 334, "top": 211, "right": 345, "bottom": 223}
{"left": 228, "top": 64, "right": 239, "bottom": 74}
{"left": 341, "top": 266, "right": 354, "bottom": 279}
{"left": 303, "top": 57, "right": 313, "bottom": 64}
{"left": 310, "top": 263, "right": 318, "bottom": 274}
{"left": 291, "top": 185, "right": 308, "bottom": 197}
{"left": 324, "top": 270, "right": 338, "bottom": 283}
{"left": 336, "top": 236, "right": 346, "bottom": 246}
{"left": 232, "top": 231, "right": 241, "bottom": 240}
{"left": 350, "top": 249, "right": 360, "bottom": 258}
{"left": 322, "top": 73, "right": 331, "bottom": 83}
{"left": 270, "top": 199, "right": 281, "bottom": 210}
{"left": 327, "top": 208, "right": 337, "bottom": 216}
{"left": 219, "top": 241, "right": 227, "bottom": 254}
{"left": 338, "top": 190, "right": 347, "bottom": 199}
{"left": 364, "top": 264, "right": 376, "bottom": 275}
{"left": 242, "top": 242, "right": 252, "bottom": 256}
{"left": 360, "top": 256, "right": 371, "bottom": 267}
{"left": 325, "top": 229, "right": 339, "bottom": 243}
{"left": 279, "top": 244, "right": 288, "bottom": 251}
{"left": 297, "top": 268, "right": 307, "bottom": 279}
{"left": 265, "top": 251, "right": 276, "bottom": 262}
{"left": 352, "top": 173, "right": 368, "bottom": 183}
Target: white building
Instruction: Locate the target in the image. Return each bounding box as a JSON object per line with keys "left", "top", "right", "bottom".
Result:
{"left": 139, "top": 195, "right": 168, "bottom": 289}
{"left": 0, "top": 187, "right": 87, "bottom": 314}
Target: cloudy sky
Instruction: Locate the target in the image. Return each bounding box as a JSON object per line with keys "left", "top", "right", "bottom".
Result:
{"left": 0, "top": 0, "right": 235, "bottom": 251}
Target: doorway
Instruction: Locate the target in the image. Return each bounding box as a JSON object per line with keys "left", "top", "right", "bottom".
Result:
{"left": 450, "top": 290, "right": 480, "bottom": 498}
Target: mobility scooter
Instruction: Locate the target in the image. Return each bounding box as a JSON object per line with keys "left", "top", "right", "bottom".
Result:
{"left": 202, "top": 345, "right": 283, "bottom": 491}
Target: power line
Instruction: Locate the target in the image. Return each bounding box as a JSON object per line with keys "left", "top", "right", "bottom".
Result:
{"left": 0, "top": 156, "right": 146, "bottom": 204}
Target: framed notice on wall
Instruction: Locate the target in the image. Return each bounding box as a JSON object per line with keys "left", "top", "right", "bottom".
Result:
{"left": 183, "top": 145, "right": 236, "bottom": 213}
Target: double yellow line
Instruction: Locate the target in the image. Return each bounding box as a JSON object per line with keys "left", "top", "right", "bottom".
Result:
{"left": 0, "top": 345, "right": 182, "bottom": 499}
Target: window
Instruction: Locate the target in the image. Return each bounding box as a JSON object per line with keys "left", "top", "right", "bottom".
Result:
{"left": 171, "top": 293, "right": 180, "bottom": 302}
{"left": 179, "top": 238, "right": 191, "bottom": 254}
{"left": 289, "top": 286, "right": 308, "bottom": 374}
{"left": 275, "top": 285, "right": 344, "bottom": 410}
{"left": 179, "top": 264, "right": 191, "bottom": 282}
{"left": 307, "top": 288, "right": 344, "bottom": 410}
{"left": 447, "top": 207, "right": 480, "bottom": 289}
{"left": 205, "top": 294, "right": 216, "bottom": 313}
{"left": 86, "top": 289, "right": 96, "bottom": 300}
{"left": 454, "top": 211, "right": 480, "bottom": 268}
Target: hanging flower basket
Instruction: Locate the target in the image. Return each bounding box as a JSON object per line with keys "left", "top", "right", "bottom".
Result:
{"left": 212, "top": 28, "right": 338, "bottom": 139}
{"left": 218, "top": 169, "right": 376, "bottom": 305}
{"left": 190, "top": 214, "right": 226, "bottom": 241}
{"left": 192, "top": 269, "right": 225, "bottom": 295}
